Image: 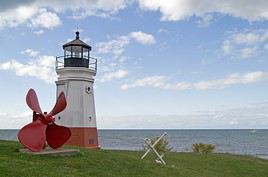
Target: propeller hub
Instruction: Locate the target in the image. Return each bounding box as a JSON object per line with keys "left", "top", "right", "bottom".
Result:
{"left": 41, "top": 114, "right": 55, "bottom": 125}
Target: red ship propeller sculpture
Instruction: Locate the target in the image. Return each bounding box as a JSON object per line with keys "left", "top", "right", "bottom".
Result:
{"left": 18, "top": 89, "right": 71, "bottom": 152}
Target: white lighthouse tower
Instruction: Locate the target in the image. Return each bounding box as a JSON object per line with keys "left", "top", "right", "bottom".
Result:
{"left": 55, "top": 31, "right": 99, "bottom": 148}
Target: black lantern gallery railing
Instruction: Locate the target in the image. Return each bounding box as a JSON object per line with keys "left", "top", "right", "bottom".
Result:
{"left": 56, "top": 56, "right": 97, "bottom": 72}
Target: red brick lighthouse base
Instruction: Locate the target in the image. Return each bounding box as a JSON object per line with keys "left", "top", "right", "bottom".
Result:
{"left": 66, "top": 127, "right": 99, "bottom": 148}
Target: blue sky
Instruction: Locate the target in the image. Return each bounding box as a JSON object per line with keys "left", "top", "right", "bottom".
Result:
{"left": 0, "top": 0, "right": 268, "bottom": 129}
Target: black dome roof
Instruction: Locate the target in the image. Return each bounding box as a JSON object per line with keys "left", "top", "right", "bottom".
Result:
{"left": 62, "top": 31, "right": 91, "bottom": 50}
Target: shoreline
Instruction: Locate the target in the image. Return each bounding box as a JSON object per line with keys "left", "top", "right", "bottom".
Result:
{"left": 1, "top": 139, "right": 267, "bottom": 161}
{"left": 0, "top": 140, "right": 268, "bottom": 177}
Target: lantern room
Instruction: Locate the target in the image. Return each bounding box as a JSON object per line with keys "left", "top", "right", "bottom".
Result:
{"left": 62, "top": 31, "right": 92, "bottom": 68}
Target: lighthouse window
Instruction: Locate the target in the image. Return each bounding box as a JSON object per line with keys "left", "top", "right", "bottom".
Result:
{"left": 83, "top": 47, "right": 89, "bottom": 59}
{"left": 74, "top": 51, "right": 81, "bottom": 58}
{"left": 85, "top": 86, "right": 91, "bottom": 94}
{"left": 64, "top": 47, "right": 72, "bottom": 58}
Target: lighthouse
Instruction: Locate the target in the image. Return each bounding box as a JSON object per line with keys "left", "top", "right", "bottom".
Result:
{"left": 55, "top": 31, "right": 99, "bottom": 148}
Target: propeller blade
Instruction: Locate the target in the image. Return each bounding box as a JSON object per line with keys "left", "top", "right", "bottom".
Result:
{"left": 46, "top": 123, "right": 71, "bottom": 149}
{"left": 18, "top": 120, "right": 47, "bottom": 152}
{"left": 26, "top": 89, "right": 43, "bottom": 115}
{"left": 49, "top": 92, "right": 67, "bottom": 116}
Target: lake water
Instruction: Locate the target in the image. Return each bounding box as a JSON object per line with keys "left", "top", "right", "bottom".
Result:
{"left": 1, "top": 129, "right": 267, "bottom": 158}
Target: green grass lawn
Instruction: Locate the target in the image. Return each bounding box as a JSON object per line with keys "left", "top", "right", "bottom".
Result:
{"left": 0, "top": 140, "right": 267, "bottom": 177}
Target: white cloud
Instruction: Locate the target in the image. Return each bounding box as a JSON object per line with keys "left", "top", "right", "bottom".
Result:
{"left": 96, "top": 31, "right": 155, "bottom": 59}
{"left": 157, "top": 28, "right": 169, "bottom": 34}
{"left": 0, "top": 55, "right": 56, "bottom": 83}
{"left": 129, "top": 31, "right": 156, "bottom": 45}
{"left": 96, "top": 31, "right": 155, "bottom": 82}
{"left": 33, "top": 29, "right": 44, "bottom": 35}
{"left": 101, "top": 69, "right": 128, "bottom": 82}
{"left": 240, "top": 47, "right": 258, "bottom": 58}
{"left": 96, "top": 31, "right": 155, "bottom": 56}
{"left": 233, "top": 32, "right": 262, "bottom": 45}
{"left": 222, "top": 40, "right": 233, "bottom": 55}
{"left": 121, "top": 71, "right": 268, "bottom": 90}
{"left": 21, "top": 48, "right": 40, "bottom": 57}
{"left": 30, "top": 8, "right": 61, "bottom": 29}
{"left": 0, "top": 5, "right": 61, "bottom": 30}
{"left": 0, "top": 5, "right": 38, "bottom": 29}
{"left": 67, "top": 0, "right": 129, "bottom": 19}
{"left": 96, "top": 36, "right": 130, "bottom": 59}
{"left": 0, "top": 0, "right": 130, "bottom": 29}
{"left": 222, "top": 29, "right": 268, "bottom": 58}
{"left": 138, "top": 0, "right": 268, "bottom": 22}
{"left": 2, "top": 1, "right": 268, "bottom": 30}
{"left": 121, "top": 75, "right": 168, "bottom": 90}
{"left": 197, "top": 14, "right": 213, "bottom": 27}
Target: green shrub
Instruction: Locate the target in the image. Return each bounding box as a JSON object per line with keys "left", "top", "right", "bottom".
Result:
{"left": 144, "top": 137, "right": 173, "bottom": 154}
{"left": 192, "top": 143, "right": 215, "bottom": 154}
